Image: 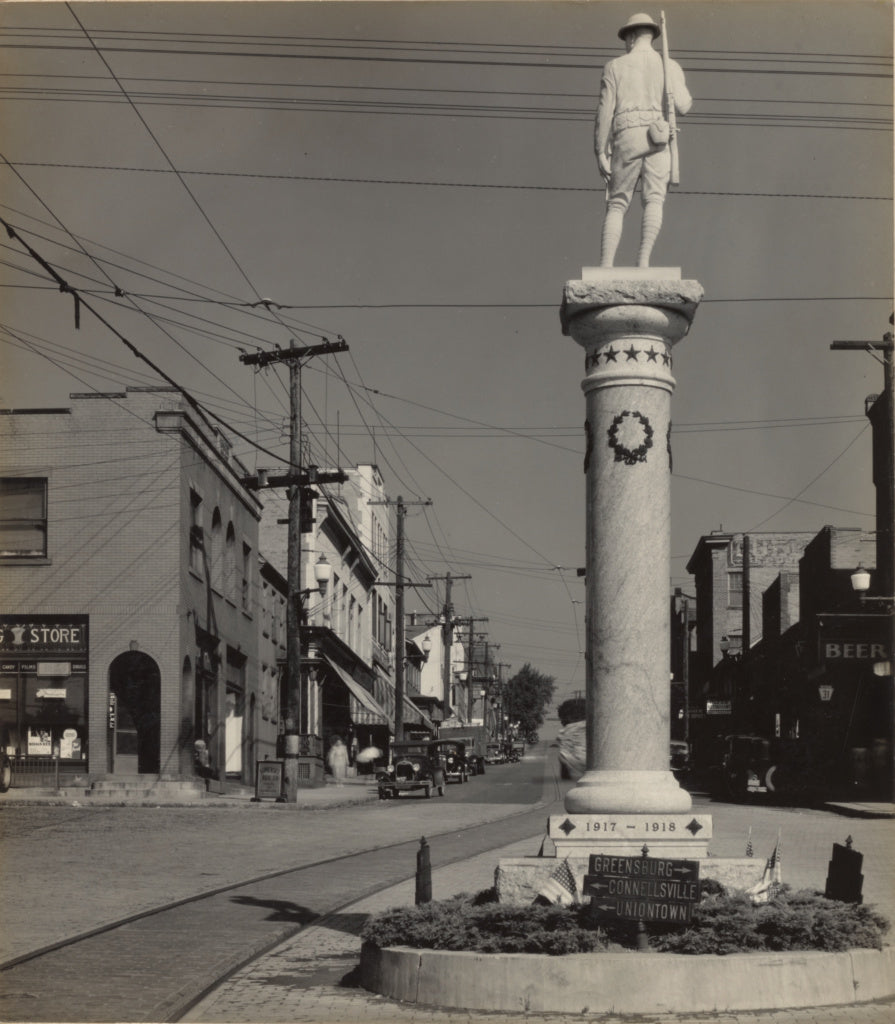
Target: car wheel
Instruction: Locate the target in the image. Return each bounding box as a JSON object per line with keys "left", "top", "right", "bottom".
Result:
{"left": 0, "top": 756, "right": 10, "bottom": 794}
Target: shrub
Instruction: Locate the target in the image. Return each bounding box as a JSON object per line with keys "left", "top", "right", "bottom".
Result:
{"left": 361, "top": 887, "right": 890, "bottom": 957}
{"left": 652, "top": 887, "right": 890, "bottom": 955}
{"left": 361, "top": 895, "right": 609, "bottom": 955}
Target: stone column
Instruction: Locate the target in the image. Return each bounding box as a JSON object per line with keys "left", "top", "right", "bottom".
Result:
{"left": 561, "top": 270, "right": 703, "bottom": 815}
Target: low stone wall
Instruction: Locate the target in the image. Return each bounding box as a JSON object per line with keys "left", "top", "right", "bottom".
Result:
{"left": 360, "top": 942, "right": 895, "bottom": 1015}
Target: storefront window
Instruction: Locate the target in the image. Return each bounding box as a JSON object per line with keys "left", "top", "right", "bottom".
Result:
{"left": 0, "top": 616, "right": 89, "bottom": 764}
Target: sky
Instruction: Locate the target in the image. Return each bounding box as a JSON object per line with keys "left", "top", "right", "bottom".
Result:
{"left": 0, "top": 0, "right": 892, "bottom": 704}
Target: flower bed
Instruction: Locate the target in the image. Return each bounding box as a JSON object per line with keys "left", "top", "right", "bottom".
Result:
{"left": 361, "top": 884, "right": 889, "bottom": 956}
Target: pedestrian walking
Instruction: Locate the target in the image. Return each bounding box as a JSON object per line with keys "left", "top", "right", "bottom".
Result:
{"left": 327, "top": 736, "right": 348, "bottom": 785}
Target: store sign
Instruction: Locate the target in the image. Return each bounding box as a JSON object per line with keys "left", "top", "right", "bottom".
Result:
{"left": 706, "top": 700, "right": 732, "bottom": 715}
{"left": 37, "top": 662, "right": 71, "bottom": 677}
{"left": 36, "top": 688, "right": 67, "bottom": 699}
{"left": 824, "top": 642, "right": 890, "bottom": 662}
{"left": 0, "top": 618, "right": 88, "bottom": 653}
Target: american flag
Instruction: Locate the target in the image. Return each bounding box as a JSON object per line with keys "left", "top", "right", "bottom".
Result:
{"left": 534, "top": 857, "right": 578, "bottom": 906}
{"left": 746, "top": 826, "right": 753, "bottom": 858}
{"left": 747, "top": 831, "right": 783, "bottom": 904}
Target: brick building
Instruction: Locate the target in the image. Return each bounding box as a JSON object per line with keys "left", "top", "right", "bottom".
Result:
{"left": 259, "top": 465, "right": 433, "bottom": 782}
{"left": 0, "top": 388, "right": 269, "bottom": 790}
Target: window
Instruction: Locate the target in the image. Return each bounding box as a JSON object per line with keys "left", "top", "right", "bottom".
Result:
{"left": 189, "top": 490, "right": 203, "bottom": 574}
{"left": 0, "top": 478, "right": 47, "bottom": 557}
{"left": 728, "top": 571, "right": 743, "bottom": 609}
{"left": 241, "top": 542, "right": 252, "bottom": 611}
{"left": 210, "top": 509, "right": 223, "bottom": 592}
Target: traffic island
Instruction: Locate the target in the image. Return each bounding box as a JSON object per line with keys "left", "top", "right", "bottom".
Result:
{"left": 359, "top": 942, "right": 895, "bottom": 1014}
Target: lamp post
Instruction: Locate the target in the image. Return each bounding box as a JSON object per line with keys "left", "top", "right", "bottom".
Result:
{"left": 850, "top": 565, "right": 895, "bottom": 802}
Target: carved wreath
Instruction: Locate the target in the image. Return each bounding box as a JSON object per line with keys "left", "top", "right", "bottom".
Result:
{"left": 607, "top": 411, "right": 654, "bottom": 465}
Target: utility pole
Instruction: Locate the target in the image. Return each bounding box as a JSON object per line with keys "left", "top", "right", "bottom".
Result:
{"left": 492, "top": 662, "right": 512, "bottom": 742}
{"left": 832, "top": 326, "right": 895, "bottom": 801}
{"left": 369, "top": 496, "right": 431, "bottom": 741}
{"left": 240, "top": 338, "right": 348, "bottom": 801}
{"left": 427, "top": 572, "right": 471, "bottom": 720}
{"left": 463, "top": 619, "right": 489, "bottom": 721}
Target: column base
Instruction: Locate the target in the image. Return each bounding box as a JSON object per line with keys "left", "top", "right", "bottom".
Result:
{"left": 564, "top": 769, "right": 692, "bottom": 814}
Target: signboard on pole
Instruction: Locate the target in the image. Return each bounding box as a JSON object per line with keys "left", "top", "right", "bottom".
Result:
{"left": 584, "top": 853, "right": 701, "bottom": 924}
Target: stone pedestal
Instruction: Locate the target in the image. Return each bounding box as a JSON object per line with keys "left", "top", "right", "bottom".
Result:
{"left": 560, "top": 269, "right": 704, "bottom": 816}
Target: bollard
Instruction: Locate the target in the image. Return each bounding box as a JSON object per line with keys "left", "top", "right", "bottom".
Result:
{"left": 415, "top": 836, "right": 432, "bottom": 905}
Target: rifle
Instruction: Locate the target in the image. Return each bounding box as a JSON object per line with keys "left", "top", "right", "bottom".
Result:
{"left": 660, "top": 10, "right": 679, "bottom": 185}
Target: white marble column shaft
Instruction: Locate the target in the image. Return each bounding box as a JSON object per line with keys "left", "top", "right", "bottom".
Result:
{"left": 561, "top": 275, "right": 703, "bottom": 814}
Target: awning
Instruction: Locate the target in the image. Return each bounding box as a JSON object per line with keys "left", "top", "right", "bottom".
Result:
{"left": 402, "top": 692, "right": 435, "bottom": 732}
{"left": 323, "top": 656, "right": 388, "bottom": 724}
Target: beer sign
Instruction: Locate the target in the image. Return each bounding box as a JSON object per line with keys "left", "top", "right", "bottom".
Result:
{"left": 585, "top": 853, "right": 701, "bottom": 924}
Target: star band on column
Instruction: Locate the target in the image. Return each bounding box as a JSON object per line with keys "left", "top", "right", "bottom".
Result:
{"left": 624, "top": 346, "right": 639, "bottom": 361}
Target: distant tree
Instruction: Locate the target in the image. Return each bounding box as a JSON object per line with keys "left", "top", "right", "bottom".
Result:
{"left": 504, "top": 664, "right": 556, "bottom": 743}
{"left": 557, "top": 697, "right": 586, "bottom": 726}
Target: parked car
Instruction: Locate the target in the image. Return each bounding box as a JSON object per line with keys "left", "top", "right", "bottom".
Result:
{"left": 484, "top": 743, "right": 506, "bottom": 765}
{"left": 377, "top": 741, "right": 445, "bottom": 799}
{"left": 429, "top": 739, "right": 469, "bottom": 783}
{"left": 670, "top": 740, "right": 691, "bottom": 777}
{"left": 706, "top": 734, "right": 772, "bottom": 801}
{"left": 0, "top": 750, "right": 10, "bottom": 793}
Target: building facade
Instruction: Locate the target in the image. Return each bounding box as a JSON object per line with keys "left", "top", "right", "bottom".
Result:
{"left": 0, "top": 388, "right": 270, "bottom": 789}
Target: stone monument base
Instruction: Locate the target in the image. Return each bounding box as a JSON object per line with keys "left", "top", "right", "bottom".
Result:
{"left": 564, "top": 769, "right": 694, "bottom": 816}
{"left": 546, "top": 810, "right": 712, "bottom": 858}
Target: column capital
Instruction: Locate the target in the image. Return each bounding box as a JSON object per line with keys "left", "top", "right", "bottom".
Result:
{"left": 561, "top": 278, "right": 704, "bottom": 337}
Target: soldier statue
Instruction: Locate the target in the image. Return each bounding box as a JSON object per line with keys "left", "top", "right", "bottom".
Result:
{"left": 595, "top": 12, "right": 692, "bottom": 267}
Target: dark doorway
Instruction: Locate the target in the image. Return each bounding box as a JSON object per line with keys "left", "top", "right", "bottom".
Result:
{"left": 109, "top": 651, "right": 161, "bottom": 774}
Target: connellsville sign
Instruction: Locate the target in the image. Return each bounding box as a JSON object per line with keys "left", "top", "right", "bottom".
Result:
{"left": 584, "top": 853, "right": 701, "bottom": 924}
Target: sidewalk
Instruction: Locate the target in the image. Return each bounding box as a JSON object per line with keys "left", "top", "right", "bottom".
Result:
{"left": 0, "top": 773, "right": 382, "bottom": 809}
{"left": 184, "top": 831, "right": 895, "bottom": 1024}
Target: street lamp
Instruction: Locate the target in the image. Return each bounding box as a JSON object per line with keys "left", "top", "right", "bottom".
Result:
{"left": 850, "top": 565, "right": 873, "bottom": 598}
{"left": 849, "top": 565, "right": 895, "bottom": 801}
{"left": 421, "top": 635, "right": 433, "bottom": 659}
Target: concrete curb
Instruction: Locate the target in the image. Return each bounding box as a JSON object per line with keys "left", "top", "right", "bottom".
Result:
{"left": 360, "top": 943, "right": 895, "bottom": 1015}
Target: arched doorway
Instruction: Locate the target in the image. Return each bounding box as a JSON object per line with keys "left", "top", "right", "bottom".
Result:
{"left": 109, "top": 651, "right": 161, "bottom": 774}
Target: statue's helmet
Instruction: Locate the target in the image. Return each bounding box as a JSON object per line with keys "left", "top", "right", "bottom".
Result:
{"left": 618, "top": 13, "right": 661, "bottom": 40}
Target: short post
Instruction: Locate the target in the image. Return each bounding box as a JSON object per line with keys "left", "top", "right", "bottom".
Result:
{"left": 415, "top": 836, "right": 432, "bottom": 905}
{"left": 53, "top": 750, "right": 60, "bottom": 792}
{"left": 637, "top": 844, "right": 650, "bottom": 951}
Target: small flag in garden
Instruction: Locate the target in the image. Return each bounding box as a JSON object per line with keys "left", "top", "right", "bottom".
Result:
{"left": 533, "top": 857, "right": 578, "bottom": 906}
{"left": 747, "top": 831, "right": 783, "bottom": 905}
{"left": 746, "top": 826, "right": 753, "bottom": 858}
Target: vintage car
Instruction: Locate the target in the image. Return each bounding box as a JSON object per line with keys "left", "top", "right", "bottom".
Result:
{"left": 428, "top": 739, "right": 470, "bottom": 783}
{"left": 484, "top": 742, "right": 506, "bottom": 765}
{"left": 0, "top": 750, "right": 10, "bottom": 793}
{"left": 670, "top": 740, "right": 691, "bottom": 777}
{"left": 377, "top": 741, "right": 445, "bottom": 799}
